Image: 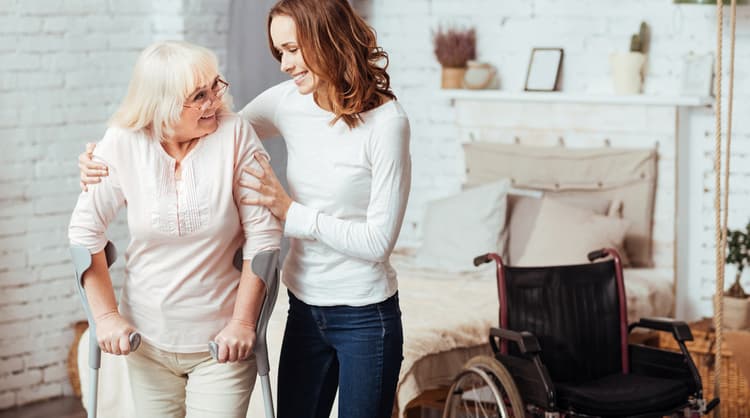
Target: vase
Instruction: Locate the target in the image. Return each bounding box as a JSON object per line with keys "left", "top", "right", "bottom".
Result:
{"left": 441, "top": 67, "right": 467, "bottom": 89}
{"left": 463, "top": 61, "right": 499, "bottom": 90}
{"left": 723, "top": 296, "right": 750, "bottom": 330}
{"left": 610, "top": 52, "right": 646, "bottom": 94}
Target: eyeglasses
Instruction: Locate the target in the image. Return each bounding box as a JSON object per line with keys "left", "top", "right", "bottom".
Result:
{"left": 183, "top": 77, "right": 229, "bottom": 111}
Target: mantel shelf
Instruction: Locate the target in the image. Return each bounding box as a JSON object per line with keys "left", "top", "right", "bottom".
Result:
{"left": 438, "top": 89, "right": 714, "bottom": 107}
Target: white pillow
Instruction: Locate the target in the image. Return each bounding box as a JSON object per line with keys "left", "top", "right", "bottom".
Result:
{"left": 415, "top": 179, "right": 510, "bottom": 272}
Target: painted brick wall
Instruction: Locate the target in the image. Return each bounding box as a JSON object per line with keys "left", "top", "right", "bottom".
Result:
{"left": 357, "top": 0, "right": 750, "bottom": 319}
{"left": 2, "top": 0, "right": 750, "bottom": 408}
{"left": 0, "top": 0, "right": 230, "bottom": 408}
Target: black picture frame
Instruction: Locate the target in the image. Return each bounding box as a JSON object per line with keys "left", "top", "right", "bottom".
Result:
{"left": 524, "top": 48, "right": 564, "bottom": 92}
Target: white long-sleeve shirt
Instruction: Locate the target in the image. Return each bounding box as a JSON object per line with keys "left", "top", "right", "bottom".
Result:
{"left": 68, "top": 114, "right": 282, "bottom": 352}
{"left": 240, "top": 80, "right": 411, "bottom": 306}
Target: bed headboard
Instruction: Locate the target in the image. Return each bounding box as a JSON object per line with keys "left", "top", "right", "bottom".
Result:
{"left": 463, "top": 142, "right": 658, "bottom": 267}
{"left": 446, "top": 97, "right": 682, "bottom": 276}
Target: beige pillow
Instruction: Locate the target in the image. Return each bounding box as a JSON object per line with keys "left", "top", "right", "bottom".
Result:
{"left": 516, "top": 198, "right": 631, "bottom": 267}
{"left": 507, "top": 194, "right": 613, "bottom": 265}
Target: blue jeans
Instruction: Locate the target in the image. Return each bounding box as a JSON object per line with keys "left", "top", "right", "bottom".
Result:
{"left": 277, "top": 291, "right": 404, "bottom": 418}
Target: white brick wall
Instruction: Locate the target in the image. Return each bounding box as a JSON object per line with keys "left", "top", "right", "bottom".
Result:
{"left": 358, "top": 0, "right": 750, "bottom": 319}
{"left": 0, "top": 0, "right": 230, "bottom": 408}
{"left": 2, "top": 0, "right": 749, "bottom": 408}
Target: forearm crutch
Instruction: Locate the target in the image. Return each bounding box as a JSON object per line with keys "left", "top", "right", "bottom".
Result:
{"left": 70, "top": 242, "right": 141, "bottom": 418}
{"left": 210, "top": 248, "right": 280, "bottom": 418}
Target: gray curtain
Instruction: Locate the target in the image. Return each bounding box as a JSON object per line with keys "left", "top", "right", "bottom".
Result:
{"left": 226, "top": 0, "right": 287, "bottom": 104}
{"left": 227, "top": 0, "right": 290, "bottom": 260}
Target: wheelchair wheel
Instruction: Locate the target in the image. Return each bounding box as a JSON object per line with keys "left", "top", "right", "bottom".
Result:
{"left": 442, "top": 355, "right": 525, "bottom": 418}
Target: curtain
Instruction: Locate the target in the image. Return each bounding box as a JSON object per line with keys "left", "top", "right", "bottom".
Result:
{"left": 227, "top": 0, "right": 290, "bottom": 260}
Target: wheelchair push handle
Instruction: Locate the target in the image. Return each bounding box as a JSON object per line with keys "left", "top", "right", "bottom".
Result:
{"left": 587, "top": 249, "right": 608, "bottom": 262}
{"left": 473, "top": 253, "right": 491, "bottom": 266}
{"left": 705, "top": 397, "right": 720, "bottom": 414}
{"left": 588, "top": 248, "right": 627, "bottom": 265}
{"left": 474, "top": 252, "right": 505, "bottom": 268}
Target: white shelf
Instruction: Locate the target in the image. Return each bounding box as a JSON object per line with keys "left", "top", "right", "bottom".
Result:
{"left": 438, "top": 89, "right": 714, "bottom": 107}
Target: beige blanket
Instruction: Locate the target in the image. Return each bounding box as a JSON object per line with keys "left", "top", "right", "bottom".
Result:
{"left": 78, "top": 259, "right": 674, "bottom": 418}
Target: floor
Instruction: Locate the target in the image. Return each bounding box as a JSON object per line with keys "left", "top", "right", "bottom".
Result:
{"left": 0, "top": 396, "right": 85, "bottom": 418}
{"left": 0, "top": 396, "right": 439, "bottom": 418}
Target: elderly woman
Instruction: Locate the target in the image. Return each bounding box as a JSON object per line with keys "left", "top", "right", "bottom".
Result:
{"left": 68, "top": 40, "right": 281, "bottom": 418}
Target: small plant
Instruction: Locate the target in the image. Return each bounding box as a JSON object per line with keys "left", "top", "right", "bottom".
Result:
{"left": 433, "top": 26, "right": 476, "bottom": 68}
{"left": 726, "top": 221, "right": 750, "bottom": 298}
{"left": 629, "top": 22, "right": 650, "bottom": 53}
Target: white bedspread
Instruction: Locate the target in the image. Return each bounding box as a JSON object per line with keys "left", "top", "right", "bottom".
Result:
{"left": 78, "top": 255, "right": 674, "bottom": 418}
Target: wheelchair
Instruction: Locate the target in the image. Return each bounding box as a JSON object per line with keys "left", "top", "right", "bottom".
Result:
{"left": 442, "top": 248, "right": 719, "bottom": 418}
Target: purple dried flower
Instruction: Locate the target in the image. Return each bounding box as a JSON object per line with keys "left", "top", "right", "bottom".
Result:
{"left": 433, "top": 26, "right": 476, "bottom": 68}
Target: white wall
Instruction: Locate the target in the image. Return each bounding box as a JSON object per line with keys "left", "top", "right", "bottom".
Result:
{"left": 357, "top": 0, "right": 750, "bottom": 322}
{"left": 0, "top": 0, "right": 230, "bottom": 408}
{"left": 2, "top": 0, "right": 750, "bottom": 408}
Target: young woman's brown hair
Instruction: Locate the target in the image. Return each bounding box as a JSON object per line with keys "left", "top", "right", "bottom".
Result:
{"left": 268, "top": 0, "right": 396, "bottom": 129}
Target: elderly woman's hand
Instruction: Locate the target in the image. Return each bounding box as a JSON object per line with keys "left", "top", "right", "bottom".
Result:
{"left": 239, "top": 154, "right": 292, "bottom": 221}
{"left": 213, "top": 319, "right": 256, "bottom": 363}
{"left": 94, "top": 311, "right": 137, "bottom": 355}
{"left": 78, "top": 142, "right": 109, "bottom": 191}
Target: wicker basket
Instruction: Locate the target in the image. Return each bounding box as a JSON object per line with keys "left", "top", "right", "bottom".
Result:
{"left": 67, "top": 320, "right": 89, "bottom": 398}
{"left": 659, "top": 319, "right": 750, "bottom": 417}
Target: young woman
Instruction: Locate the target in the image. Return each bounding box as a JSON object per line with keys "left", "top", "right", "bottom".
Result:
{"left": 78, "top": 1, "right": 410, "bottom": 417}
{"left": 69, "top": 40, "right": 282, "bottom": 418}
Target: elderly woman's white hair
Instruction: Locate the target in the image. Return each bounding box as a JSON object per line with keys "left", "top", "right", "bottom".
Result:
{"left": 109, "top": 40, "right": 232, "bottom": 141}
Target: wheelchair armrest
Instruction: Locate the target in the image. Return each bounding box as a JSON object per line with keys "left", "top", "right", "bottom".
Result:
{"left": 490, "top": 327, "right": 542, "bottom": 355}
{"left": 490, "top": 327, "right": 556, "bottom": 409}
{"left": 628, "top": 317, "right": 693, "bottom": 342}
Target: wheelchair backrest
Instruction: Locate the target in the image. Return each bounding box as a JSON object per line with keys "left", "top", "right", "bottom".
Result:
{"left": 503, "top": 259, "right": 624, "bottom": 383}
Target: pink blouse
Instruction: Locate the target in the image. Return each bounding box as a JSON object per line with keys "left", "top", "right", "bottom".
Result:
{"left": 69, "top": 114, "right": 282, "bottom": 352}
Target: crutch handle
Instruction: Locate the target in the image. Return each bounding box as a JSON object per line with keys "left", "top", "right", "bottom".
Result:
{"left": 129, "top": 332, "right": 141, "bottom": 352}
{"left": 208, "top": 341, "right": 219, "bottom": 360}
{"left": 206, "top": 340, "right": 252, "bottom": 362}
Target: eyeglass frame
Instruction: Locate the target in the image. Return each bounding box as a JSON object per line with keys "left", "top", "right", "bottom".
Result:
{"left": 183, "top": 77, "right": 229, "bottom": 111}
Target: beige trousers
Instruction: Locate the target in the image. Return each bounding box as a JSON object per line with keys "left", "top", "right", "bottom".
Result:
{"left": 126, "top": 340, "right": 257, "bottom": 418}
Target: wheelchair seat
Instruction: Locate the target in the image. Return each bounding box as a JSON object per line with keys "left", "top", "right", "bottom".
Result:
{"left": 556, "top": 372, "right": 691, "bottom": 416}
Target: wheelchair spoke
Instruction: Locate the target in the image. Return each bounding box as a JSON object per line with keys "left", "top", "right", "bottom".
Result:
{"left": 449, "top": 367, "right": 509, "bottom": 418}
{"left": 442, "top": 356, "right": 526, "bottom": 418}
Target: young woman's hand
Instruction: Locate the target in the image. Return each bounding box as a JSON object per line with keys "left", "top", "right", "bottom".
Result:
{"left": 213, "top": 319, "right": 256, "bottom": 363}
{"left": 78, "top": 142, "right": 109, "bottom": 191}
{"left": 239, "top": 154, "right": 292, "bottom": 221}
{"left": 94, "top": 311, "right": 137, "bottom": 355}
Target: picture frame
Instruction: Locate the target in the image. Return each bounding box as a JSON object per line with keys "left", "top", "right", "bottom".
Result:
{"left": 524, "top": 48, "right": 564, "bottom": 92}
{"left": 680, "top": 52, "right": 714, "bottom": 97}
